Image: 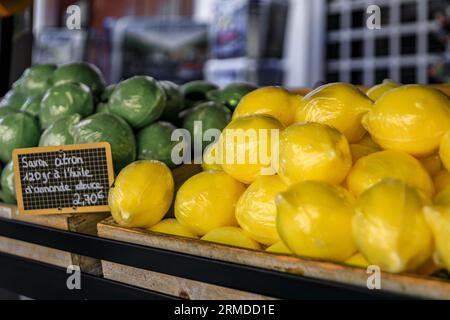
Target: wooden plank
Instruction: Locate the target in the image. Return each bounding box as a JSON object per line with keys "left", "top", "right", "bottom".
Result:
{"left": 98, "top": 217, "right": 450, "bottom": 299}
{"left": 0, "top": 202, "right": 108, "bottom": 275}
{"left": 102, "top": 261, "right": 273, "bottom": 300}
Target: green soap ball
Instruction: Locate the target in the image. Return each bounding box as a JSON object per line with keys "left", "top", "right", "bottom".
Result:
{"left": 39, "top": 82, "right": 94, "bottom": 129}
{"left": 0, "top": 106, "right": 20, "bottom": 118}
{"left": 182, "top": 101, "right": 231, "bottom": 151}
{"left": 20, "top": 95, "right": 43, "bottom": 117}
{"left": 0, "top": 161, "right": 16, "bottom": 204}
{"left": 108, "top": 76, "right": 166, "bottom": 129}
{"left": 100, "top": 84, "right": 115, "bottom": 102}
{"left": 39, "top": 113, "right": 82, "bottom": 147}
{"left": 181, "top": 80, "right": 218, "bottom": 109}
{"left": 13, "top": 64, "right": 56, "bottom": 97}
{"left": 137, "top": 121, "right": 184, "bottom": 169}
{"left": 72, "top": 113, "right": 136, "bottom": 172}
{"left": 206, "top": 83, "right": 257, "bottom": 111}
{"left": 159, "top": 81, "right": 183, "bottom": 125}
{"left": 95, "top": 102, "right": 110, "bottom": 114}
{"left": 52, "top": 62, "right": 105, "bottom": 96}
{"left": 0, "top": 111, "right": 40, "bottom": 163}
{"left": 0, "top": 89, "right": 27, "bottom": 109}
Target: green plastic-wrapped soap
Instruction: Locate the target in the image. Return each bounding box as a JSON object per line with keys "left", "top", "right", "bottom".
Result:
{"left": 0, "top": 161, "right": 16, "bottom": 204}
{"left": 39, "top": 82, "right": 94, "bottom": 129}
{"left": 13, "top": 64, "right": 56, "bottom": 97}
{"left": 72, "top": 113, "right": 136, "bottom": 172}
{"left": 108, "top": 76, "right": 166, "bottom": 129}
{"left": 39, "top": 113, "right": 82, "bottom": 147}
{"left": 52, "top": 62, "right": 105, "bottom": 96}
{"left": 0, "top": 111, "right": 40, "bottom": 163}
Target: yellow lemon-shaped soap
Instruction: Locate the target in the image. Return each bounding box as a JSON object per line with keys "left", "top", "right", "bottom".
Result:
{"left": 423, "top": 205, "right": 450, "bottom": 272}
{"left": 266, "top": 241, "right": 292, "bottom": 255}
{"left": 276, "top": 181, "right": 357, "bottom": 262}
{"left": 434, "top": 170, "right": 450, "bottom": 194}
{"left": 175, "top": 171, "right": 246, "bottom": 236}
{"left": 201, "top": 226, "right": 261, "bottom": 250}
{"left": 232, "top": 86, "right": 301, "bottom": 126}
{"left": 345, "top": 253, "right": 370, "bottom": 268}
{"left": 440, "top": 131, "right": 450, "bottom": 171}
{"left": 235, "top": 175, "right": 288, "bottom": 245}
{"left": 149, "top": 218, "right": 198, "bottom": 239}
{"left": 353, "top": 179, "right": 433, "bottom": 273}
{"left": 278, "top": 122, "right": 352, "bottom": 186}
{"left": 219, "top": 114, "right": 284, "bottom": 184}
{"left": 109, "top": 160, "right": 174, "bottom": 228}
{"left": 363, "top": 85, "right": 450, "bottom": 156}
{"left": 419, "top": 153, "right": 442, "bottom": 177}
{"left": 366, "top": 79, "right": 401, "bottom": 101}
{"left": 346, "top": 150, "right": 434, "bottom": 198}
{"left": 294, "top": 83, "right": 373, "bottom": 143}
{"left": 202, "top": 141, "right": 222, "bottom": 171}
{"left": 350, "top": 134, "right": 381, "bottom": 163}
{"left": 435, "top": 186, "right": 450, "bottom": 206}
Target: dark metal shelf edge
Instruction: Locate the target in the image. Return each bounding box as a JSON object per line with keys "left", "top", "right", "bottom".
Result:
{"left": 0, "top": 251, "right": 175, "bottom": 300}
{"left": 0, "top": 217, "right": 409, "bottom": 299}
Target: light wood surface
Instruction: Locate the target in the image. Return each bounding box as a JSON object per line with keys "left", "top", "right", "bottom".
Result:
{"left": 0, "top": 202, "right": 108, "bottom": 275}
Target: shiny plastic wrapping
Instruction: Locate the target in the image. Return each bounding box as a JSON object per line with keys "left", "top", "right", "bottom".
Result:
{"left": 220, "top": 114, "right": 284, "bottom": 184}
{"left": 276, "top": 181, "right": 357, "bottom": 262}
{"left": 174, "top": 171, "right": 246, "bottom": 236}
{"left": 235, "top": 175, "right": 287, "bottom": 245}
{"left": 20, "top": 95, "right": 42, "bottom": 117}
{"left": 232, "top": 86, "right": 300, "bottom": 126}
{"left": 201, "top": 226, "right": 261, "bottom": 250}
{"left": 108, "top": 76, "right": 166, "bottom": 129}
{"left": 149, "top": 218, "right": 197, "bottom": 239}
{"left": 109, "top": 160, "right": 174, "bottom": 228}
{"left": 0, "top": 161, "right": 16, "bottom": 204}
{"left": 39, "top": 113, "right": 82, "bottom": 147}
{"left": 440, "top": 131, "right": 450, "bottom": 172}
{"left": 72, "top": 113, "right": 136, "bottom": 172}
{"left": 346, "top": 150, "right": 435, "bottom": 198}
{"left": 0, "top": 111, "right": 40, "bottom": 163}
{"left": 362, "top": 85, "right": 450, "bottom": 157}
{"left": 434, "top": 170, "right": 450, "bottom": 195}
{"left": 39, "top": 82, "right": 94, "bottom": 129}
{"left": 51, "top": 62, "right": 105, "bottom": 96}
{"left": 13, "top": 64, "right": 56, "bottom": 97}
{"left": 424, "top": 205, "right": 450, "bottom": 272}
{"left": 278, "top": 122, "right": 352, "bottom": 186}
{"left": 294, "top": 83, "right": 373, "bottom": 143}
{"left": 206, "top": 83, "right": 257, "bottom": 111}
{"left": 353, "top": 179, "right": 433, "bottom": 273}
{"left": 137, "top": 121, "right": 181, "bottom": 169}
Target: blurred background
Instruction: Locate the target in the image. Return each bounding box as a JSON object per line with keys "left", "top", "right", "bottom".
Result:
{"left": 0, "top": 0, "right": 449, "bottom": 96}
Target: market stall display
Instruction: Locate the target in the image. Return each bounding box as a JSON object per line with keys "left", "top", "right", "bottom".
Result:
{"left": 1, "top": 62, "right": 450, "bottom": 299}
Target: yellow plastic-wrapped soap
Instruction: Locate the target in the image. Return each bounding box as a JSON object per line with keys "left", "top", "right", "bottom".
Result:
{"left": 232, "top": 86, "right": 301, "bottom": 126}
{"left": 424, "top": 205, "right": 450, "bottom": 272}
{"left": 345, "top": 253, "right": 370, "bottom": 268}
{"left": 434, "top": 169, "right": 450, "bottom": 194}
{"left": 149, "top": 219, "right": 198, "bottom": 239}
{"left": 219, "top": 114, "right": 284, "bottom": 184}
{"left": 278, "top": 122, "right": 352, "bottom": 186}
{"left": 201, "top": 226, "right": 261, "bottom": 250}
{"left": 266, "top": 241, "right": 292, "bottom": 255}
{"left": 440, "top": 131, "right": 450, "bottom": 172}
{"left": 294, "top": 83, "right": 373, "bottom": 143}
{"left": 366, "top": 79, "right": 401, "bottom": 101}
{"left": 109, "top": 160, "right": 174, "bottom": 228}
{"left": 202, "top": 141, "right": 222, "bottom": 171}
{"left": 362, "top": 85, "right": 450, "bottom": 157}
{"left": 346, "top": 150, "right": 434, "bottom": 198}
{"left": 175, "top": 171, "right": 246, "bottom": 236}
{"left": 276, "top": 181, "right": 357, "bottom": 262}
{"left": 353, "top": 179, "right": 433, "bottom": 273}
{"left": 235, "top": 175, "right": 287, "bottom": 245}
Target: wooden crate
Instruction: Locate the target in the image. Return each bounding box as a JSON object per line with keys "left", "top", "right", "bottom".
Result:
{"left": 0, "top": 202, "right": 108, "bottom": 275}
{"left": 98, "top": 216, "right": 450, "bottom": 300}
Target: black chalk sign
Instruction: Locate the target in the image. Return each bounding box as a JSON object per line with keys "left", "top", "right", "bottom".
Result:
{"left": 12, "top": 143, "right": 114, "bottom": 215}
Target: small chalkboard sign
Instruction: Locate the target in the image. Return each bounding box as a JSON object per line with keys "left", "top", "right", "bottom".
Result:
{"left": 12, "top": 142, "right": 114, "bottom": 215}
